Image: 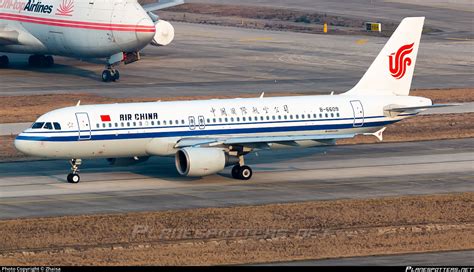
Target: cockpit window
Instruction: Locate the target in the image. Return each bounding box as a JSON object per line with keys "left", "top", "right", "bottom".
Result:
{"left": 32, "top": 122, "right": 45, "bottom": 129}
{"left": 44, "top": 122, "right": 53, "bottom": 130}
{"left": 53, "top": 122, "right": 61, "bottom": 130}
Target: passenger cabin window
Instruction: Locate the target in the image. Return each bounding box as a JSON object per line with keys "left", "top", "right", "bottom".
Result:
{"left": 44, "top": 122, "right": 53, "bottom": 130}
{"left": 32, "top": 122, "right": 45, "bottom": 129}
{"left": 53, "top": 122, "right": 61, "bottom": 130}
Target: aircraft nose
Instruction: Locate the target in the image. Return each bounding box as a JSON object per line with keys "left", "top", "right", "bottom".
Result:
{"left": 14, "top": 136, "right": 33, "bottom": 155}
{"left": 136, "top": 17, "right": 156, "bottom": 45}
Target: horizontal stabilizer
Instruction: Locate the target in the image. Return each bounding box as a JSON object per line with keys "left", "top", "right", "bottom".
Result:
{"left": 142, "top": 0, "right": 184, "bottom": 12}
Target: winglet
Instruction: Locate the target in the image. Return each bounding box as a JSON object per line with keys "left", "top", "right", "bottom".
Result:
{"left": 259, "top": 92, "right": 265, "bottom": 98}
{"left": 363, "top": 127, "right": 386, "bottom": 142}
{"left": 76, "top": 100, "right": 81, "bottom": 106}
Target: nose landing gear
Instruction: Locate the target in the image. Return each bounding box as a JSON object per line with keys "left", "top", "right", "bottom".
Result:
{"left": 67, "top": 158, "right": 82, "bottom": 183}
{"left": 101, "top": 67, "right": 120, "bottom": 82}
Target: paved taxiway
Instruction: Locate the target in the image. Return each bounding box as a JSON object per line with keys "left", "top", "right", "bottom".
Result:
{"left": 195, "top": 0, "right": 474, "bottom": 39}
{"left": 263, "top": 250, "right": 474, "bottom": 266}
{"left": 0, "top": 138, "right": 472, "bottom": 219}
{"left": 0, "top": 22, "right": 472, "bottom": 98}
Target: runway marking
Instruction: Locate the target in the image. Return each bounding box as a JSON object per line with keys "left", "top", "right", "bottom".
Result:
{"left": 356, "top": 39, "right": 368, "bottom": 45}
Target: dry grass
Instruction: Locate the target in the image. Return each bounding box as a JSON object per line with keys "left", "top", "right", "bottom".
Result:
{"left": 0, "top": 193, "right": 472, "bottom": 265}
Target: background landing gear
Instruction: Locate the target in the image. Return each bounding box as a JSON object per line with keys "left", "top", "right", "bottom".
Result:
{"left": 28, "top": 55, "right": 54, "bottom": 67}
{"left": 102, "top": 68, "right": 120, "bottom": 82}
{"left": 0, "top": 55, "right": 9, "bottom": 68}
{"left": 67, "top": 158, "right": 82, "bottom": 183}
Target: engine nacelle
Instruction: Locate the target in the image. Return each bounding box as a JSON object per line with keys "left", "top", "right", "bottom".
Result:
{"left": 107, "top": 156, "right": 149, "bottom": 166}
{"left": 151, "top": 20, "right": 175, "bottom": 46}
{"left": 175, "top": 148, "right": 238, "bottom": 177}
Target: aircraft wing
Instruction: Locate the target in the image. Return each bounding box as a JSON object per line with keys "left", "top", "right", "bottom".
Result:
{"left": 0, "top": 30, "right": 19, "bottom": 45}
{"left": 174, "top": 133, "right": 357, "bottom": 148}
{"left": 141, "top": 0, "right": 184, "bottom": 12}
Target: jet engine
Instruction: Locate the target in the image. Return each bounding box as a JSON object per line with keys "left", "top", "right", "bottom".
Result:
{"left": 175, "top": 148, "right": 239, "bottom": 177}
{"left": 107, "top": 156, "right": 149, "bottom": 166}
{"left": 151, "top": 20, "right": 175, "bottom": 46}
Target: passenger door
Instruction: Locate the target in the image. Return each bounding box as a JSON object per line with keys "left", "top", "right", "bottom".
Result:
{"left": 75, "top": 113, "right": 91, "bottom": 140}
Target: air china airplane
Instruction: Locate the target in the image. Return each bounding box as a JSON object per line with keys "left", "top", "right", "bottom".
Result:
{"left": 0, "top": 0, "right": 183, "bottom": 81}
{"left": 15, "top": 17, "right": 445, "bottom": 183}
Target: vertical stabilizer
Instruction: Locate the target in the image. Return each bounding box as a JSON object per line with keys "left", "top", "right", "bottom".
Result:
{"left": 344, "top": 17, "right": 424, "bottom": 96}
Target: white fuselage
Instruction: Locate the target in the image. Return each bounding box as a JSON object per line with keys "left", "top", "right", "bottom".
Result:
{"left": 0, "top": 0, "right": 155, "bottom": 57}
{"left": 14, "top": 94, "right": 432, "bottom": 159}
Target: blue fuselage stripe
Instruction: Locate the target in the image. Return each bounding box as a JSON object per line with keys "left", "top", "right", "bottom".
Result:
{"left": 16, "top": 120, "right": 397, "bottom": 142}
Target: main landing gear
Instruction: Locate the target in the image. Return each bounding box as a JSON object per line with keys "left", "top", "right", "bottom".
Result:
{"left": 67, "top": 158, "right": 82, "bottom": 183}
{"left": 28, "top": 54, "right": 54, "bottom": 67}
{"left": 0, "top": 55, "right": 9, "bottom": 68}
{"left": 231, "top": 155, "right": 253, "bottom": 180}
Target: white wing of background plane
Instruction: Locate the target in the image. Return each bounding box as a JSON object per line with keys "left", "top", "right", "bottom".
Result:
{"left": 142, "top": 0, "right": 185, "bottom": 12}
{"left": 0, "top": 29, "right": 20, "bottom": 45}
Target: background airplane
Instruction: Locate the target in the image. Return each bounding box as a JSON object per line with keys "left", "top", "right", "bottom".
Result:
{"left": 15, "top": 17, "right": 450, "bottom": 183}
{"left": 0, "top": 0, "right": 184, "bottom": 81}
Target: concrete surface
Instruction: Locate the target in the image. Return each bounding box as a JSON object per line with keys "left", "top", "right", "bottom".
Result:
{"left": 260, "top": 250, "right": 474, "bottom": 266}
{"left": 0, "top": 138, "right": 472, "bottom": 219}
{"left": 193, "top": 0, "right": 474, "bottom": 39}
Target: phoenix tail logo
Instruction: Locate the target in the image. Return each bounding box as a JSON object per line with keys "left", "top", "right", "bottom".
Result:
{"left": 388, "top": 43, "right": 414, "bottom": 79}
{"left": 56, "top": 0, "right": 73, "bottom": 16}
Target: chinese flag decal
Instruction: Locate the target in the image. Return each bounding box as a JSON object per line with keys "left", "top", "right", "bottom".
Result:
{"left": 100, "top": 115, "right": 111, "bottom": 122}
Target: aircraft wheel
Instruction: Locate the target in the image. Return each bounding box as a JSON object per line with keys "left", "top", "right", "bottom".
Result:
{"left": 102, "top": 70, "right": 112, "bottom": 82}
{"left": 0, "top": 55, "right": 9, "bottom": 68}
{"left": 112, "top": 70, "right": 120, "bottom": 81}
{"left": 28, "top": 55, "right": 38, "bottom": 66}
{"left": 67, "top": 173, "right": 80, "bottom": 184}
{"left": 45, "top": 56, "right": 54, "bottom": 67}
{"left": 239, "top": 165, "right": 253, "bottom": 180}
{"left": 231, "top": 165, "right": 241, "bottom": 179}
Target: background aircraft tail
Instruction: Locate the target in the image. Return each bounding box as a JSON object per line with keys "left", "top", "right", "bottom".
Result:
{"left": 344, "top": 17, "right": 425, "bottom": 96}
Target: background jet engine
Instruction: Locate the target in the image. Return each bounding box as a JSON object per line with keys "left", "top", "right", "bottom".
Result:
{"left": 151, "top": 20, "right": 175, "bottom": 46}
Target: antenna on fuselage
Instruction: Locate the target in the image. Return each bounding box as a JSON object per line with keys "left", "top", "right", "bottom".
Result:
{"left": 76, "top": 100, "right": 81, "bottom": 106}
